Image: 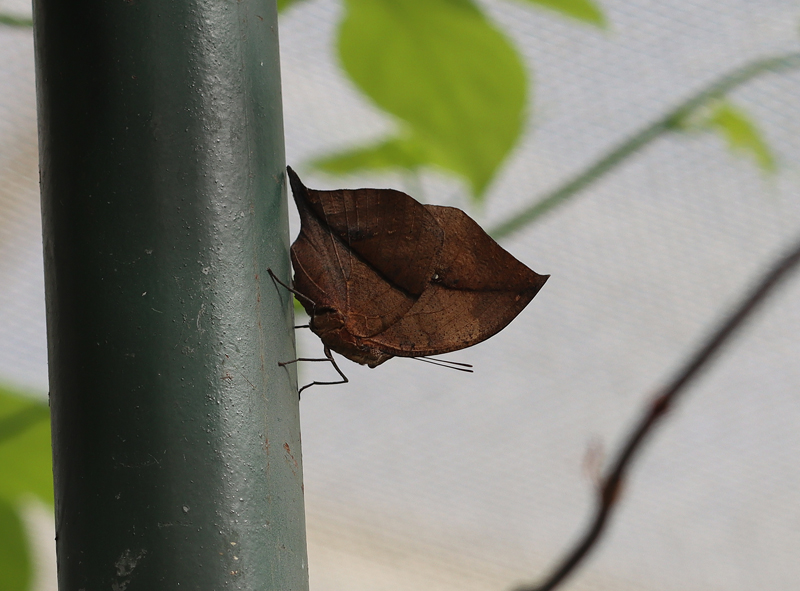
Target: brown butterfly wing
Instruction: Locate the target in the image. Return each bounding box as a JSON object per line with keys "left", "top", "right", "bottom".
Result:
{"left": 290, "top": 215, "right": 410, "bottom": 338}
{"left": 288, "top": 168, "right": 443, "bottom": 338}
{"left": 365, "top": 205, "right": 549, "bottom": 356}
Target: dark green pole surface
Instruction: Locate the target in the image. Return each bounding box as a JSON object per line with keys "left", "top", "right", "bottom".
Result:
{"left": 33, "top": 1, "right": 307, "bottom": 589}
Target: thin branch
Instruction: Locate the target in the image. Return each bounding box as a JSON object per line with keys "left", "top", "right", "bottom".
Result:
{"left": 490, "top": 53, "right": 800, "bottom": 240}
{"left": 0, "top": 13, "right": 33, "bottom": 27}
{"left": 517, "top": 234, "right": 800, "bottom": 591}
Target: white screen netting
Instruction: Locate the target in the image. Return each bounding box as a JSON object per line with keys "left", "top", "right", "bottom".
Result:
{"left": 2, "top": 1, "right": 800, "bottom": 590}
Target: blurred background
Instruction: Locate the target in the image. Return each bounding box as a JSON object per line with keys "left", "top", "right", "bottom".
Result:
{"left": 2, "top": 0, "right": 800, "bottom": 589}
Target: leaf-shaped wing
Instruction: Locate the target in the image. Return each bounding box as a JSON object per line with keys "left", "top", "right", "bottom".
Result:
{"left": 291, "top": 209, "right": 417, "bottom": 338}
{"left": 288, "top": 167, "right": 442, "bottom": 297}
{"left": 287, "top": 169, "right": 548, "bottom": 365}
{"left": 367, "top": 205, "right": 548, "bottom": 356}
{"left": 289, "top": 168, "right": 446, "bottom": 338}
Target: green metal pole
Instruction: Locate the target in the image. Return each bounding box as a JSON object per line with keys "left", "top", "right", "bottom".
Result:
{"left": 33, "top": 1, "right": 307, "bottom": 589}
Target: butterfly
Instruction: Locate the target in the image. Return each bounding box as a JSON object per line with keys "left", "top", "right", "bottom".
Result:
{"left": 271, "top": 167, "right": 548, "bottom": 393}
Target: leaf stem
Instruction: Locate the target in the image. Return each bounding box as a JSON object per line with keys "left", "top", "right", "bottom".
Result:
{"left": 490, "top": 53, "right": 800, "bottom": 240}
{"left": 516, "top": 233, "right": 800, "bottom": 591}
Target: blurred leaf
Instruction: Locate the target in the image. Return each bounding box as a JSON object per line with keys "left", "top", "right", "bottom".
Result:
{"left": 313, "top": 137, "right": 430, "bottom": 173}
{"left": 518, "top": 0, "right": 606, "bottom": 27}
{"left": 331, "top": 0, "right": 527, "bottom": 199}
{"left": 0, "top": 498, "right": 31, "bottom": 591}
{"left": 0, "top": 13, "right": 32, "bottom": 27}
{"left": 0, "top": 386, "right": 52, "bottom": 506}
{"left": 706, "top": 101, "right": 776, "bottom": 173}
{"left": 276, "top": 0, "right": 306, "bottom": 12}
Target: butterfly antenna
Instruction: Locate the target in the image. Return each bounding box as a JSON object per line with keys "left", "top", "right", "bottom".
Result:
{"left": 420, "top": 356, "right": 473, "bottom": 369}
{"left": 413, "top": 356, "right": 474, "bottom": 373}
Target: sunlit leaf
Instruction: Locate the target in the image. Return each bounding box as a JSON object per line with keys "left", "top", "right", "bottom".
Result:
{"left": 0, "top": 499, "right": 31, "bottom": 591}
{"left": 332, "top": 0, "right": 527, "bottom": 199}
{"left": 706, "top": 101, "right": 776, "bottom": 173}
{"left": 518, "top": 0, "right": 606, "bottom": 27}
{"left": 0, "top": 387, "right": 52, "bottom": 505}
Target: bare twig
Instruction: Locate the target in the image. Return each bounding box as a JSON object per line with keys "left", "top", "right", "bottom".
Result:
{"left": 490, "top": 53, "right": 800, "bottom": 240}
{"left": 517, "top": 234, "right": 800, "bottom": 591}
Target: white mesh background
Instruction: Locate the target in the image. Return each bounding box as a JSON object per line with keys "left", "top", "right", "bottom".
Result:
{"left": 2, "top": 1, "right": 800, "bottom": 590}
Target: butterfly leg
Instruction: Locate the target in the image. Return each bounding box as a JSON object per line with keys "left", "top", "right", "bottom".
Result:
{"left": 279, "top": 346, "right": 348, "bottom": 397}
{"left": 265, "top": 270, "right": 314, "bottom": 330}
{"left": 266, "top": 268, "right": 317, "bottom": 309}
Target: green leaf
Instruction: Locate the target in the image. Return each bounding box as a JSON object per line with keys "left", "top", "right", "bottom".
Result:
{"left": 706, "top": 101, "right": 776, "bottom": 173}
{"left": 0, "top": 386, "right": 52, "bottom": 506}
{"left": 0, "top": 499, "right": 32, "bottom": 591}
{"left": 518, "top": 0, "right": 606, "bottom": 27}
{"left": 313, "top": 137, "right": 430, "bottom": 173}
{"left": 333, "top": 0, "right": 527, "bottom": 199}
{"left": 276, "top": 0, "right": 305, "bottom": 12}
{"left": 0, "top": 13, "right": 33, "bottom": 28}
